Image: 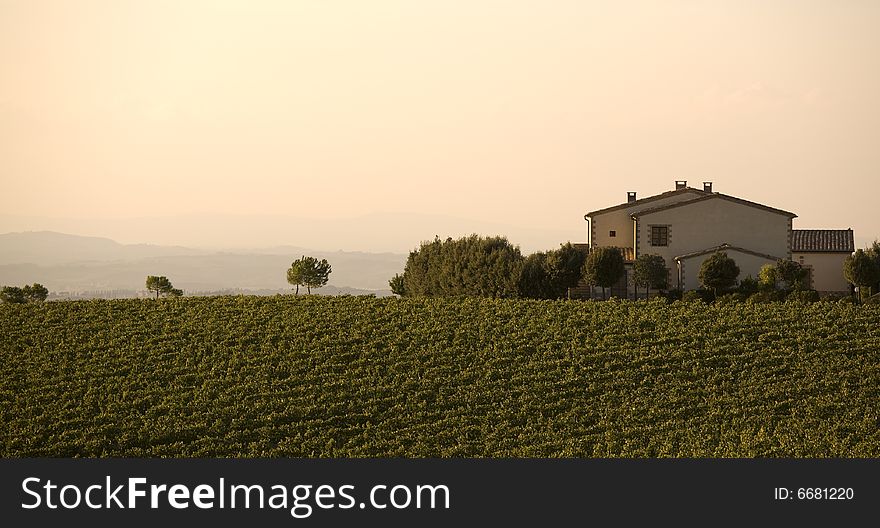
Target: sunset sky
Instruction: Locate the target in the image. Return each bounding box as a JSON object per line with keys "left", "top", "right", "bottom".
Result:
{"left": 1, "top": 1, "right": 878, "bottom": 252}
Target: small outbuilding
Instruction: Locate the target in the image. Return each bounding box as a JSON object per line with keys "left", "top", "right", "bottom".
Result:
{"left": 791, "top": 229, "right": 854, "bottom": 295}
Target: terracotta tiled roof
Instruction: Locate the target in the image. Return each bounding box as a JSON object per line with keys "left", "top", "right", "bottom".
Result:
{"left": 610, "top": 246, "right": 635, "bottom": 261}
{"left": 792, "top": 229, "right": 854, "bottom": 253}
{"left": 631, "top": 193, "right": 797, "bottom": 219}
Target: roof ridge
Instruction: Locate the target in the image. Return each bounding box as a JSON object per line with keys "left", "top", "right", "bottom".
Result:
{"left": 585, "top": 187, "right": 708, "bottom": 217}
{"left": 631, "top": 192, "right": 797, "bottom": 218}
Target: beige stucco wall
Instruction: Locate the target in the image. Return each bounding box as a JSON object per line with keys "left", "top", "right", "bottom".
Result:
{"left": 677, "top": 249, "right": 777, "bottom": 291}
{"left": 588, "top": 190, "right": 703, "bottom": 248}
{"left": 635, "top": 196, "right": 791, "bottom": 271}
{"left": 792, "top": 252, "right": 851, "bottom": 293}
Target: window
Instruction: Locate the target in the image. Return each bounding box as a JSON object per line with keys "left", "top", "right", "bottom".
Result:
{"left": 609, "top": 230, "right": 617, "bottom": 237}
{"left": 650, "top": 226, "right": 669, "bottom": 246}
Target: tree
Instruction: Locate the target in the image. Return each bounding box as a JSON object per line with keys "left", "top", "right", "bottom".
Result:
{"left": 518, "top": 243, "right": 588, "bottom": 299}
{"left": 774, "top": 259, "right": 808, "bottom": 291}
{"left": 632, "top": 254, "right": 668, "bottom": 299}
{"left": 546, "top": 243, "right": 589, "bottom": 299}
{"left": 844, "top": 249, "right": 880, "bottom": 303}
{"left": 287, "top": 260, "right": 305, "bottom": 295}
{"left": 583, "top": 246, "right": 625, "bottom": 300}
{"left": 388, "top": 274, "right": 406, "bottom": 296}
{"left": 287, "top": 256, "right": 332, "bottom": 294}
{"left": 400, "top": 235, "right": 523, "bottom": 298}
{"left": 866, "top": 240, "right": 880, "bottom": 297}
{"left": 0, "top": 286, "right": 26, "bottom": 304}
{"left": 22, "top": 283, "right": 49, "bottom": 302}
{"left": 758, "top": 264, "right": 778, "bottom": 291}
{"left": 698, "top": 252, "right": 740, "bottom": 297}
{"left": 145, "top": 276, "right": 175, "bottom": 299}
{"left": 1, "top": 283, "right": 48, "bottom": 303}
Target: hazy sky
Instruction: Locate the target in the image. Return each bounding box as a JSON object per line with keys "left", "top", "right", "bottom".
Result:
{"left": 1, "top": 0, "right": 878, "bottom": 251}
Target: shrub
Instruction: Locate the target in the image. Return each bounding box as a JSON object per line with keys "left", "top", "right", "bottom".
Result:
{"left": 747, "top": 291, "right": 783, "bottom": 304}
{"left": 681, "top": 291, "right": 701, "bottom": 302}
{"left": 716, "top": 292, "right": 747, "bottom": 304}
{"left": 738, "top": 275, "right": 759, "bottom": 296}
{"left": 663, "top": 289, "right": 683, "bottom": 302}
{"left": 786, "top": 290, "right": 820, "bottom": 303}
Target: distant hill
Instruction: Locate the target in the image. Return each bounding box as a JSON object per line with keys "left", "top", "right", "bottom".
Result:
{"left": 0, "top": 231, "right": 206, "bottom": 265}
{"left": 0, "top": 232, "right": 405, "bottom": 294}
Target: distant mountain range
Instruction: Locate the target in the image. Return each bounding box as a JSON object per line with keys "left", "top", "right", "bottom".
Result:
{"left": 0, "top": 232, "right": 406, "bottom": 296}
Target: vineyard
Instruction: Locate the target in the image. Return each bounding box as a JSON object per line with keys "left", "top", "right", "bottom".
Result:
{"left": 1, "top": 296, "right": 879, "bottom": 457}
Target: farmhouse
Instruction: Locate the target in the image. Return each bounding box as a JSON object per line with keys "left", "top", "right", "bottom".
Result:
{"left": 581, "top": 181, "right": 854, "bottom": 297}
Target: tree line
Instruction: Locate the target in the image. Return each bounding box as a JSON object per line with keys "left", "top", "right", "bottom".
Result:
{"left": 388, "top": 235, "right": 670, "bottom": 300}
{"left": 0, "top": 283, "right": 49, "bottom": 304}
{"left": 389, "top": 234, "right": 880, "bottom": 303}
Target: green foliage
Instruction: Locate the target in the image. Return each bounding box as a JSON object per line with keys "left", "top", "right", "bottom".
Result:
{"left": 2, "top": 296, "right": 879, "bottom": 457}
{"left": 401, "top": 235, "right": 523, "bottom": 298}
{"left": 388, "top": 274, "right": 406, "bottom": 296}
{"left": 662, "top": 288, "right": 683, "bottom": 302}
{"left": 844, "top": 249, "right": 880, "bottom": 303}
{"left": 632, "top": 254, "right": 668, "bottom": 298}
{"left": 287, "top": 256, "right": 332, "bottom": 294}
{"left": 22, "top": 283, "right": 49, "bottom": 302}
{"left": 760, "top": 260, "right": 808, "bottom": 292}
{"left": 716, "top": 292, "right": 747, "bottom": 305}
{"left": 583, "top": 246, "right": 625, "bottom": 300}
{"left": 518, "top": 243, "right": 587, "bottom": 299}
{"left": 758, "top": 264, "right": 778, "bottom": 291}
{"left": 738, "top": 275, "right": 759, "bottom": 296}
{"left": 1, "top": 283, "right": 49, "bottom": 304}
{"left": 682, "top": 289, "right": 714, "bottom": 303}
{"left": 747, "top": 291, "right": 784, "bottom": 304}
{"left": 0, "top": 286, "right": 26, "bottom": 304}
{"left": 868, "top": 241, "right": 880, "bottom": 294}
{"left": 698, "top": 252, "right": 740, "bottom": 296}
{"left": 145, "top": 276, "right": 175, "bottom": 299}
{"left": 775, "top": 259, "right": 808, "bottom": 291}
{"left": 786, "top": 290, "right": 820, "bottom": 303}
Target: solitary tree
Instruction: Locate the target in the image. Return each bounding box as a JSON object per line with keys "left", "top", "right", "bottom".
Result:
{"left": 388, "top": 273, "right": 406, "bottom": 296}
{"left": 844, "top": 249, "right": 880, "bottom": 303}
{"left": 145, "top": 276, "right": 176, "bottom": 299}
{"left": 288, "top": 256, "right": 332, "bottom": 294}
{"left": 583, "top": 246, "right": 625, "bottom": 300}
{"left": 632, "top": 254, "right": 668, "bottom": 299}
{"left": 0, "top": 286, "right": 26, "bottom": 304}
{"left": 23, "top": 283, "right": 49, "bottom": 302}
{"left": 698, "top": 252, "right": 740, "bottom": 297}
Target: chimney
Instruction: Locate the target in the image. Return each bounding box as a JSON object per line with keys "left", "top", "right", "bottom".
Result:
{"left": 675, "top": 180, "right": 687, "bottom": 190}
{"left": 703, "top": 181, "right": 713, "bottom": 193}
{"left": 627, "top": 191, "right": 637, "bottom": 203}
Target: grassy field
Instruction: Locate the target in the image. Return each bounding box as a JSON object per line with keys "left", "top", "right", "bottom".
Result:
{"left": 1, "top": 295, "right": 879, "bottom": 457}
